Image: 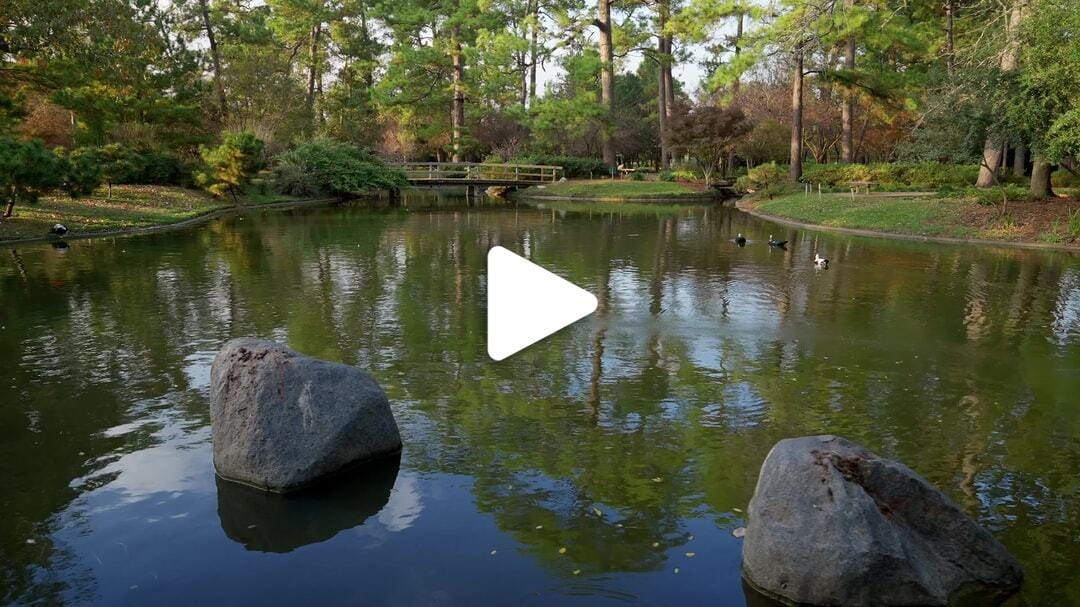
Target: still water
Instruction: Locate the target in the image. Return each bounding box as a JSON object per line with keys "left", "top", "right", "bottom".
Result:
{"left": 1, "top": 196, "right": 1078, "bottom": 605}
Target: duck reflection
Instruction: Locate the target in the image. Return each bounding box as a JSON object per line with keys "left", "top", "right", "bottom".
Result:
{"left": 216, "top": 453, "right": 401, "bottom": 553}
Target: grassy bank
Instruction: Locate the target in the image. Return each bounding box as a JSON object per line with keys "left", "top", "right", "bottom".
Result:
{"left": 746, "top": 191, "right": 1080, "bottom": 247}
{"left": 519, "top": 179, "right": 708, "bottom": 200}
{"left": 0, "top": 185, "right": 297, "bottom": 242}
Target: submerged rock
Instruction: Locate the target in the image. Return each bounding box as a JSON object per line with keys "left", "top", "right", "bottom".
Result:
{"left": 210, "top": 338, "right": 402, "bottom": 492}
{"left": 742, "top": 435, "right": 1022, "bottom": 606}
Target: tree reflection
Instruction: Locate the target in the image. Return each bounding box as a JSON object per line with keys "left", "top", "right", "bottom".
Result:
{"left": 1, "top": 199, "right": 1079, "bottom": 604}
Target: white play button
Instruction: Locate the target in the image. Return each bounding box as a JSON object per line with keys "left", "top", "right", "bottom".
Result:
{"left": 487, "top": 246, "right": 598, "bottom": 361}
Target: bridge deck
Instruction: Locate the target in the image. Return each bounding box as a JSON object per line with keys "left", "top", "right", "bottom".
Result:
{"left": 391, "top": 162, "right": 563, "bottom": 186}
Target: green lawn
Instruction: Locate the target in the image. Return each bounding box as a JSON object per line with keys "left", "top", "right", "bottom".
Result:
{"left": 751, "top": 192, "right": 1080, "bottom": 246}
{"left": 753, "top": 193, "right": 974, "bottom": 238}
{"left": 0, "top": 185, "right": 296, "bottom": 241}
{"left": 523, "top": 179, "right": 704, "bottom": 199}
{"left": 533, "top": 200, "right": 701, "bottom": 216}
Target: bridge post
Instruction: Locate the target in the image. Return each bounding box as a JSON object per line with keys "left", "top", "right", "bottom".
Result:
{"left": 389, "top": 187, "right": 401, "bottom": 206}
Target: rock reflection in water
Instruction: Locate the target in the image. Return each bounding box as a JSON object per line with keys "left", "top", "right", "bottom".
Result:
{"left": 216, "top": 453, "right": 401, "bottom": 553}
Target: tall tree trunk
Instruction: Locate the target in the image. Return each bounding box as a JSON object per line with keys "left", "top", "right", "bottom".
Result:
{"left": 1029, "top": 154, "right": 1054, "bottom": 198}
{"left": 1012, "top": 142, "right": 1026, "bottom": 176}
{"left": 359, "top": 1, "right": 374, "bottom": 88}
{"left": 658, "top": 1, "right": 670, "bottom": 169}
{"left": 197, "top": 0, "right": 227, "bottom": 119}
{"left": 976, "top": 0, "right": 1024, "bottom": 187}
{"left": 658, "top": 50, "right": 669, "bottom": 169}
{"left": 789, "top": 47, "right": 804, "bottom": 183}
{"left": 306, "top": 23, "right": 321, "bottom": 115}
{"left": 519, "top": 51, "right": 529, "bottom": 107}
{"left": 663, "top": 52, "right": 674, "bottom": 115}
{"left": 529, "top": 0, "right": 539, "bottom": 105}
{"left": 841, "top": 0, "right": 856, "bottom": 163}
{"left": 662, "top": 40, "right": 675, "bottom": 167}
{"left": 945, "top": 0, "right": 955, "bottom": 75}
{"left": 596, "top": 0, "right": 616, "bottom": 168}
{"left": 451, "top": 25, "right": 465, "bottom": 162}
{"left": 732, "top": 11, "right": 743, "bottom": 95}
{"left": 977, "top": 138, "right": 1004, "bottom": 187}
{"left": 726, "top": 10, "right": 743, "bottom": 173}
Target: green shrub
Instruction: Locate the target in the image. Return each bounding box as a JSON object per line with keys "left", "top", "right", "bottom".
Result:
{"left": 669, "top": 163, "right": 701, "bottom": 181}
{"left": 273, "top": 138, "right": 406, "bottom": 199}
{"left": 800, "top": 162, "right": 980, "bottom": 189}
{"left": 1052, "top": 169, "right": 1080, "bottom": 187}
{"left": 736, "top": 162, "right": 786, "bottom": 195}
{"left": 629, "top": 170, "right": 645, "bottom": 181}
{"left": 949, "top": 185, "right": 1029, "bottom": 206}
{"left": 59, "top": 147, "right": 102, "bottom": 196}
{"left": 514, "top": 154, "right": 608, "bottom": 179}
{"left": 0, "top": 136, "right": 63, "bottom": 217}
{"left": 658, "top": 171, "right": 676, "bottom": 182}
{"left": 195, "top": 132, "right": 265, "bottom": 201}
{"left": 132, "top": 150, "right": 185, "bottom": 185}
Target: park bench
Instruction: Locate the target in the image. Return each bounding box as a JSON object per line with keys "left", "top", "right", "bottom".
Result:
{"left": 846, "top": 180, "right": 877, "bottom": 195}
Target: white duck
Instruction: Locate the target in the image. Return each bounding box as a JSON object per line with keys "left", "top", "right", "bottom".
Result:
{"left": 813, "top": 253, "right": 829, "bottom": 268}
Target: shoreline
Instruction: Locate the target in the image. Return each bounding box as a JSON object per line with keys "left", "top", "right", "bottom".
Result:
{"left": 513, "top": 192, "right": 721, "bottom": 203}
{"left": 1, "top": 197, "right": 340, "bottom": 247}
{"left": 736, "top": 198, "right": 1080, "bottom": 254}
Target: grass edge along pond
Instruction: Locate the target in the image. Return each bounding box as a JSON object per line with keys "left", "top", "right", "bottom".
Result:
{"left": 0, "top": 185, "right": 303, "bottom": 242}
{"left": 746, "top": 191, "right": 1080, "bottom": 248}
{"left": 516, "top": 179, "right": 712, "bottom": 201}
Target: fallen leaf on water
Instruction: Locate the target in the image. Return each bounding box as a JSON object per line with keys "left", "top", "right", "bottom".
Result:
{"left": 652, "top": 542, "right": 660, "bottom": 548}
{"left": 535, "top": 525, "right": 543, "bottom": 530}
{"left": 685, "top": 552, "right": 696, "bottom": 558}
{"left": 558, "top": 547, "right": 567, "bottom": 554}
{"left": 732, "top": 507, "right": 743, "bottom": 513}
{"left": 592, "top": 507, "right": 603, "bottom": 517}
{"left": 573, "top": 569, "right": 581, "bottom": 576}
{"left": 733, "top": 527, "right": 746, "bottom": 538}
{"left": 26, "top": 539, "right": 36, "bottom": 545}
{"left": 651, "top": 477, "right": 663, "bottom": 483}
{"left": 490, "top": 549, "right": 497, "bottom": 555}
{"left": 674, "top": 567, "right": 680, "bottom": 574}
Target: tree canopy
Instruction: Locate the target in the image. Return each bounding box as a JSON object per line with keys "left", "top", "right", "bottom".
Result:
{"left": 1, "top": 0, "right": 1076, "bottom": 192}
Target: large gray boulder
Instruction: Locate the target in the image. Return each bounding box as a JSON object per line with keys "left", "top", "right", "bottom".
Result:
{"left": 210, "top": 338, "right": 402, "bottom": 492}
{"left": 742, "top": 435, "right": 1022, "bottom": 606}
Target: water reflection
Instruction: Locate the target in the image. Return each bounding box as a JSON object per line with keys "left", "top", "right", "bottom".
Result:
{"left": 0, "top": 197, "right": 1078, "bottom": 605}
{"left": 216, "top": 454, "right": 401, "bottom": 553}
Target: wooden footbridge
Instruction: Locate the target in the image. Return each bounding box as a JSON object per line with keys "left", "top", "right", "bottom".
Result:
{"left": 390, "top": 162, "right": 564, "bottom": 187}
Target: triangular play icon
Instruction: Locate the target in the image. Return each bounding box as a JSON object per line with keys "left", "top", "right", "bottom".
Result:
{"left": 487, "top": 246, "right": 598, "bottom": 361}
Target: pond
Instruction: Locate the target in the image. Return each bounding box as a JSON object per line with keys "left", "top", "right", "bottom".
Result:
{"left": 1, "top": 195, "right": 1078, "bottom": 605}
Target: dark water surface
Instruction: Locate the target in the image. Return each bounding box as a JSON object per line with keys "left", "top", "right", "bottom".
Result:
{"left": 1, "top": 196, "right": 1078, "bottom": 605}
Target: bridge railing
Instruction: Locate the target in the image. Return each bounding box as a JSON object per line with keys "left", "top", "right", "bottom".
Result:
{"left": 392, "top": 162, "right": 563, "bottom": 183}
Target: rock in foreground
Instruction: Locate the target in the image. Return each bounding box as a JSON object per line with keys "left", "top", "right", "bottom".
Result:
{"left": 210, "top": 338, "right": 402, "bottom": 492}
{"left": 742, "top": 435, "right": 1022, "bottom": 606}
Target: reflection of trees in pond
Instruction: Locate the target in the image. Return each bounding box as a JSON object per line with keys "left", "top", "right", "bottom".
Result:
{"left": 2, "top": 204, "right": 1080, "bottom": 603}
